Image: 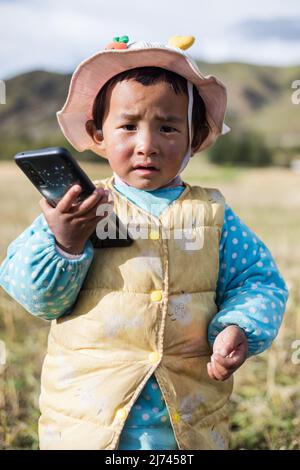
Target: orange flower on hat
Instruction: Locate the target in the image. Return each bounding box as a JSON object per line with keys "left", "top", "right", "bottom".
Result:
{"left": 105, "top": 35, "right": 129, "bottom": 50}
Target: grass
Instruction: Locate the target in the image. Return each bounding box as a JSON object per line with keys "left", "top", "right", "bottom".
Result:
{"left": 0, "top": 157, "right": 300, "bottom": 449}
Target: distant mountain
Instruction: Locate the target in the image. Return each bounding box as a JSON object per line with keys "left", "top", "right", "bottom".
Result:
{"left": 0, "top": 71, "right": 86, "bottom": 160}
{"left": 197, "top": 61, "right": 300, "bottom": 149}
{"left": 0, "top": 62, "right": 299, "bottom": 160}
{"left": 0, "top": 70, "right": 69, "bottom": 140}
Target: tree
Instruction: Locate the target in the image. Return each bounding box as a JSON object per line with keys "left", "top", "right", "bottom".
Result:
{"left": 208, "top": 130, "right": 273, "bottom": 166}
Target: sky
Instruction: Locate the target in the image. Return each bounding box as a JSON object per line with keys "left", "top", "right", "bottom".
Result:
{"left": 0, "top": 0, "right": 300, "bottom": 79}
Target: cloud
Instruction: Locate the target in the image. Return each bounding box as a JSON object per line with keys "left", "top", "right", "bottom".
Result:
{"left": 235, "top": 17, "right": 300, "bottom": 41}
{"left": 0, "top": 0, "right": 300, "bottom": 79}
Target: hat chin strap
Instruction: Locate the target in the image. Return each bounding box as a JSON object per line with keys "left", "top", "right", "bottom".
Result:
{"left": 178, "top": 80, "right": 193, "bottom": 174}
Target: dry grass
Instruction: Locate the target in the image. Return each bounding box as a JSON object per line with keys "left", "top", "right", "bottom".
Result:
{"left": 0, "top": 158, "right": 299, "bottom": 449}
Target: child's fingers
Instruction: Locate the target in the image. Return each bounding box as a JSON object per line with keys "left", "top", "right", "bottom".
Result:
{"left": 57, "top": 185, "right": 82, "bottom": 213}
{"left": 213, "top": 352, "right": 244, "bottom": 370}
{"left": 39, "top": 197, "right": 54, "bottom": 214}
{"left": 73, "top": 201, "right": 113, "bottom": 225}
{"left": 208, "top": 346, "right": 248, "bottom": 381}
{"left": 207, "top": 362, "right": 219, "bottom": 381}
{"left": 207, "top": 362, "right": 213, "bottom": 379}
{"left": 209, "top": 361, "right": 227, "bottom": 381}
{"left": 73, "top": 201, "right": 114, "bottom": 226}
{"left": 75, "top": 190, "right": 110, "bottom": 215}
{"left": 210, "top": 356, "right": 230, "bottom": 381}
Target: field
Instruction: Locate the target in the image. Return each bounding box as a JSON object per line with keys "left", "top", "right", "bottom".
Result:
{"left": 0, "top": 157, "right": 299, "bottom": 450}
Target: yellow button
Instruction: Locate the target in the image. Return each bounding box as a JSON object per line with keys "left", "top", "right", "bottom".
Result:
{"left": 149, "top": 352, "right": 161, "bottom": 364}
{"left": 150, "top": 290, "right": 162, "bottom": 302}
{"left": 149, "top": 229, "right": 160, "bottom": 240}
{"left": 172, "top": 412, "right": 181, "bottom": 423}
{"left": 115, "top": 408, "right": 128, "bottom": 421}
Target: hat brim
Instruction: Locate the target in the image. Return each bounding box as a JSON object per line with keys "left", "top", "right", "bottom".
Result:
{"left": 57, "top": 47, "right": 228, "bottom": 157}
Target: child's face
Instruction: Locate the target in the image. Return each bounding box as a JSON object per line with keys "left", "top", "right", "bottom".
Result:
{"left": 95, "top": 79, "right": 189, "bottom": 190}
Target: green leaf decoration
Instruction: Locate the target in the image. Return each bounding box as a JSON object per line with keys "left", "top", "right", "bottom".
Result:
{"left": 113, "top": 35, "right": 129, "bottom": 44}
{"left": 120, "top": 35, "right": 129, "bottom": 43}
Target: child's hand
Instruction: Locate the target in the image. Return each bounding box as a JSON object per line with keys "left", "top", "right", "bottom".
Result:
{"left": 39, "top": 185, "right": 113, "bottom": 254}
{"left": 207, "top": 325, "right": 248, "bottom": 381}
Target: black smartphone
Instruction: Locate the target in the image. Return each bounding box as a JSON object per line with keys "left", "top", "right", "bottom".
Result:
{"left": 15, "top": 146, "right": 96, "bottom": 207}
{"left": 14, "top": 147, "right": 133, "bottom": 248}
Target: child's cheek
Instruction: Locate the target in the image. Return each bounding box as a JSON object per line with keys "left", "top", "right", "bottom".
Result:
{"left": 108, "top": 140, "right": 132, "bottom": 168}
{"left": 167, "top": 139, "right": 179, "bottom": 152}
{"left": 164, "top": 139, "right": 184, "bottom": 161}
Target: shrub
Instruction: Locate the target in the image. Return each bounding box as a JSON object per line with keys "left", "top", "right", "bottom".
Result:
{"left": 208, "top": 130, "right": 273, "bottom": 167}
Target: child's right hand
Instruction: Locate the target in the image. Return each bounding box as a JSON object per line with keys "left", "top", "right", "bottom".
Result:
{"left": 39, "top": 185, "right": 112, "bottom": 254}
{"left": 207, "top": 325, "right": 248, "bottom": 381}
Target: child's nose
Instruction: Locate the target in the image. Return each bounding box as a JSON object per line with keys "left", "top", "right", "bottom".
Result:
{"left": 135, "top": 129, "right": 159, "bottom": 156}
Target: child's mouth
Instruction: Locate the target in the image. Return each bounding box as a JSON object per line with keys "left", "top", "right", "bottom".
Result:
{"left": 133, "top": 165, "right": 159, "bottom": 174}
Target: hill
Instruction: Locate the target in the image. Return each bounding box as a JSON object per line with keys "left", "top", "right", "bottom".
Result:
{"left": 0, "top": 62, "right": 299, "bottom": 161}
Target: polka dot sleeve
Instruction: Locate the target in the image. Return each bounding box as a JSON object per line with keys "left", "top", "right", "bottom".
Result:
{"left": 0, "top": 213, "right": 94, "bottom": 321}
{"left": 208, "top": 204, "right": 289, "bottom": 357}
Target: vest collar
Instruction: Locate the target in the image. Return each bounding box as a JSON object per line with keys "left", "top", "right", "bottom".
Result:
{"left": 106, "top": 175, "right": 192, "bottom": 224}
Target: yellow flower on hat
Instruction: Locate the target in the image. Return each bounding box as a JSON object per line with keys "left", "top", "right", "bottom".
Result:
{"left": 168, "top": 35, "right": 195, "bottom": 50}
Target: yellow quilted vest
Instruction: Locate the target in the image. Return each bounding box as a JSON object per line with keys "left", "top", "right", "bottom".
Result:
{"left": 38, "top": 176, "right": 233, "bottom": 450}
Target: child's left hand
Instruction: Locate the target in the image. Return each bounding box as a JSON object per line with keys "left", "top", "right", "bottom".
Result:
{"left": 207, "top": 325, "right": 248, "bottom": 381}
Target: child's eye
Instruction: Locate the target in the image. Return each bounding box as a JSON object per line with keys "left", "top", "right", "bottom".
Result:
{"left": 122, "top": 124, "right": 137, "bottom": 131}
{"left": 161, "top": 126, "right": 177, "bottom": 133}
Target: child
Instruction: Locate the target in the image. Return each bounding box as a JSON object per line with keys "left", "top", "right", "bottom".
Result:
{"left": 0, "top": 35, "right": 288, "bottom": 450}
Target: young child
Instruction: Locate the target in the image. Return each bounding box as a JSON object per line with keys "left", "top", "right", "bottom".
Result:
{"left": 0, "top": 35, "right": 288, "bottom": 450}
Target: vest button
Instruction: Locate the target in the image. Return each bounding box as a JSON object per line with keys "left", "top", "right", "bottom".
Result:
{"left": 150, "top": 290, "right": 162, "bottom": 302}
{"left": 149, "top": 229, "right": 160, "bottom": 240}
{"left": 115, "top": 408, "right": 128, "bottom": 421}
{"left": 172, "top": 412, "right": 181, "bottom": 423}
{"left": 149, "top": 352, "right": 161, "bottom": 364}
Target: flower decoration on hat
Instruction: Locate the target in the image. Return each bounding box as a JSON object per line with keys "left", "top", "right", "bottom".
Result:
{"left": 105, "top": 35, "right": 129, "bottom": 50}
{"left": 167, "top": 35, "right": 195, "bottom": 50}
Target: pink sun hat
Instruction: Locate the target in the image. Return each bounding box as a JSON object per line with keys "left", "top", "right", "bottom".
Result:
{"left": 57, "top": 35, "right": 231, "bottom": 158}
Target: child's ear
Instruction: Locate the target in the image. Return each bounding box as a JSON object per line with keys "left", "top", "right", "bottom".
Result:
{"left": 85, "top": 120, "right": 106, "bottom": 155}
